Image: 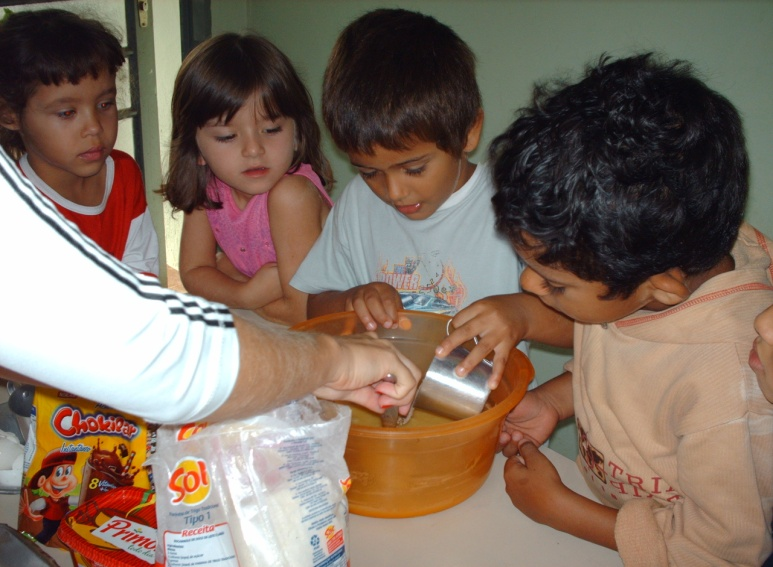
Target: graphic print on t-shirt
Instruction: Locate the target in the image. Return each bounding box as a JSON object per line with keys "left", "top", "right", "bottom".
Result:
{"left": 376, "top": 252, "right": 466, "bottom": 314}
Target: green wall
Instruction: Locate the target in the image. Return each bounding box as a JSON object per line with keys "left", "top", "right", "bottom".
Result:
{"left": 212, "top": 0, "right": 773, "bottom": 458}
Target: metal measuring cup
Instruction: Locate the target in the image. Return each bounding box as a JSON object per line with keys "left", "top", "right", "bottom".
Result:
{"left": 393, "top": 320, "right": 492, "bottom": 423}
{"left": 412, "top": 345, "right": 493, "bottom": 420}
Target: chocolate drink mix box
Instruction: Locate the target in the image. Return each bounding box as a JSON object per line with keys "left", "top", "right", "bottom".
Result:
{"left": 17, "top": 387, "right": 151, "bottom": 550}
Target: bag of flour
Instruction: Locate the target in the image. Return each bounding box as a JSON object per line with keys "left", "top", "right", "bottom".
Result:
{"left": 147, "top": 395, "right": 351, "bottom": 567}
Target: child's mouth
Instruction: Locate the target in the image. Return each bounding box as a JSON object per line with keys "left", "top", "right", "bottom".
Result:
{"left": 244, "top": 167, "right": 268, "bottom": 177}
{"left": 749, "top": 342, "right": 763, "bottom": 372}
{"left": 79, "top": 147, "right": 104, "bottom": 162}
{"left": 395, "top": 203, "right": 421, "bottom": 215}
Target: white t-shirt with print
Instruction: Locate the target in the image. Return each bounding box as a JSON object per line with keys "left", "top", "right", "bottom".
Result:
{"left": 292, "top": 162, "right": 523, "bottom": 316}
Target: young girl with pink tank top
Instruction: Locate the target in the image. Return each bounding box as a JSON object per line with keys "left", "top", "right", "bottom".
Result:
{"left": 162, "top": 33, "right": 333, "bottom": 325}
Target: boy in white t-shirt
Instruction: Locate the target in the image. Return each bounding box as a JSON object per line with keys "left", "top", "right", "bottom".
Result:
{"left": 291, "top": 8, "right": 571, "bottom": 386}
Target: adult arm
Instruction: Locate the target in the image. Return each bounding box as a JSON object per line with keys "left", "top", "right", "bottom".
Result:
{"left": 205, "top": 315, "right": 419, "bottom": 421}
{"left": 0, "top": 150, "right": 418, "bottom": 423}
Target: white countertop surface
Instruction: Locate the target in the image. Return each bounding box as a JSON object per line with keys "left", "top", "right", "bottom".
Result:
{"left": 0, "top": 446, "right": 621, "bottom": 566}
{"left": 348, "top": 449, "right": 622, "bottom": 566}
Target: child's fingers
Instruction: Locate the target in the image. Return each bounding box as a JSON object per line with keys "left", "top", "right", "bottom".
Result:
{"left": 517, "top": 440, "right": 540, "bottom": 460}
{"left": 452, "top": 340, "right": 495, "bottom": 381}
{"left": 351, "top": 300, "right": 378, "bottom": 331}
{"left": 350, "top": 286, "right": 400, "bottom": 330}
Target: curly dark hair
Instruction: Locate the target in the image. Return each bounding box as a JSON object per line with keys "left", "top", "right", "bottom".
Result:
{"left": 0, "top": 9, "right": 125, "bottom": 159}
{"left": 322, "top": 8, "right": 481, "bottom": 157}
{"left": 490, "top": 53, "right": 748, "bottom": 298}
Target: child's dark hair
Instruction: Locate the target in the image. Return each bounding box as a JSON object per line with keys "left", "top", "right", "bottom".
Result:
{"left": 163, "top": 33, "right": 332, "bottom": 213}
{"left": 0, "top": 9, "right": 124, "bottom": 159}
{"left": 490, "top": 53, "right": 748, "bottom": 298}
{"left": 322, "top": 8, "right": 481, "bottom": 157}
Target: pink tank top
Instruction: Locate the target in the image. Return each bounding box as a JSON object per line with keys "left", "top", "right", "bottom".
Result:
{"left": 205, "top": 163, "right": 332, "bottom": 277}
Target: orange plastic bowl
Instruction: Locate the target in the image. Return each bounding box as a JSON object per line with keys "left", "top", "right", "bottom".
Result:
{"left": 291, "top": 311, "right": 534, "bottom": 517}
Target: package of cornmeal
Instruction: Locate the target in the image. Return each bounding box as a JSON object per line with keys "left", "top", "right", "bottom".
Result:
{"left": 17, "top": 387, "right": 151, "bottom": 550}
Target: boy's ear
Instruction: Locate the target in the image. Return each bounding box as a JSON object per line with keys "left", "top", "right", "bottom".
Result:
{"left": 463, "top": 110, "right": 484, "bottom": 154}
{"left": 645, "top": 268, "right": 691, "bottom": 306}
{"left": 0, "top": 101, "right": 20, "bottom": 131}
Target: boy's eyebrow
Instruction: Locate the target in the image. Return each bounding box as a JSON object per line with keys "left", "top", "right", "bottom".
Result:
{"left": 519, "top": 254, "right": 574, "bottom": 285}
{"left": 350, "top": 154, "right": 431, "bottom": 168}
{"left": 43, "top": 86, "right": 118, "bottom": 106}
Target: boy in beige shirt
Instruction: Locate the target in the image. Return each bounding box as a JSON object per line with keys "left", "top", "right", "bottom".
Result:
{"left": 492, "top": 53, "right": 773, "bottom": 566}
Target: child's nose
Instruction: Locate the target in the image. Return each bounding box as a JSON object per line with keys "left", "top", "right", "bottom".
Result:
{"left": 242, "top": 136, "right": 264, "bottom": 157}
{"left": 81, "top": 112, "right": 102, "bottom": 136}
{"left": 385, "top": 176, "right": 408, "bottom": 202}
{"left": 755, "top": 305, "right": 773, "bottom": 345}
{"left": 520, "top": 267, "right": 547, "bottom": 296}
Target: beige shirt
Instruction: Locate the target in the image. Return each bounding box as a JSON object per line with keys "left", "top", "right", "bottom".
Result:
{"left": 571, "top": 224, "right": 773, "bottom": 566}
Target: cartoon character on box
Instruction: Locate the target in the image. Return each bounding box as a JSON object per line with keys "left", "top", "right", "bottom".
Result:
{"left": 21, "top": 449, "right": 79, "bottom": 543}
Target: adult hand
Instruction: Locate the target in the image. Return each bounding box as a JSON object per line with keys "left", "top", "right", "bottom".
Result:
{"left": 314, "top": 332, "right": 421, "bottom": 415}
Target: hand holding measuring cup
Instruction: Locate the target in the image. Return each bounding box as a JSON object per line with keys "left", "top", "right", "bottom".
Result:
{"left": 435, "top": 294, "right": 532, "bottom": 390}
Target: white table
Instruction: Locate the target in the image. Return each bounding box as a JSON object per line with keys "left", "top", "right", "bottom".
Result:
{"left": 348, "top": 449, "right": 622, "bottom": 566}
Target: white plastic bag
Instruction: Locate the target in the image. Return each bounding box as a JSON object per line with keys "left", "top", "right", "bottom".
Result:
{"left": 147, "top": 395, "right": 352, "bottom": 567}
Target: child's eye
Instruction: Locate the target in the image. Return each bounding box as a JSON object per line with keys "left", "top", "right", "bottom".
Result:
{"left": 57, "top": 109, "right": 76, "bottom": 119}
{"left": 98, "top": 100, "right": 116, "bottom": 111}
{"left": 543, "top": 281, "right": 566, "bottom": 295}
{"left": 264, "top": 126, "right": 282, "bottom": 135}
{"left": 405, "top": 166, "right": 425, "bottom": 177}
{"left": 215, "top": 134, "right": 236, "bottom": 143}
{"left": 359, "top": 169, "right": 378, "bottom": 180}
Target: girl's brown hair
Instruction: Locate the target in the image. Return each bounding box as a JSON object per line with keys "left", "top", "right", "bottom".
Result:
{"left": 162, "top": 33, "right": 332, "bottom": 213}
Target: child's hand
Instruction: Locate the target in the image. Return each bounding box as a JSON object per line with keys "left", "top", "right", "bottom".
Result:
{"left": 345, "top": 283, "right": 403, "bottom": 331}
{"left": 504, "top": 441, "right": 569, "bottom": 525}
{"left": 506, "top": 441, "right": 619, "bottom": 550}
{"left": 436, "top": 295, "right": 526, "bottom": 389}
{"left": 242, "top": 263, "right": 283, "bottom": 307}
{"left": 498, "top": 390, "right": 560, "bottom": 454}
